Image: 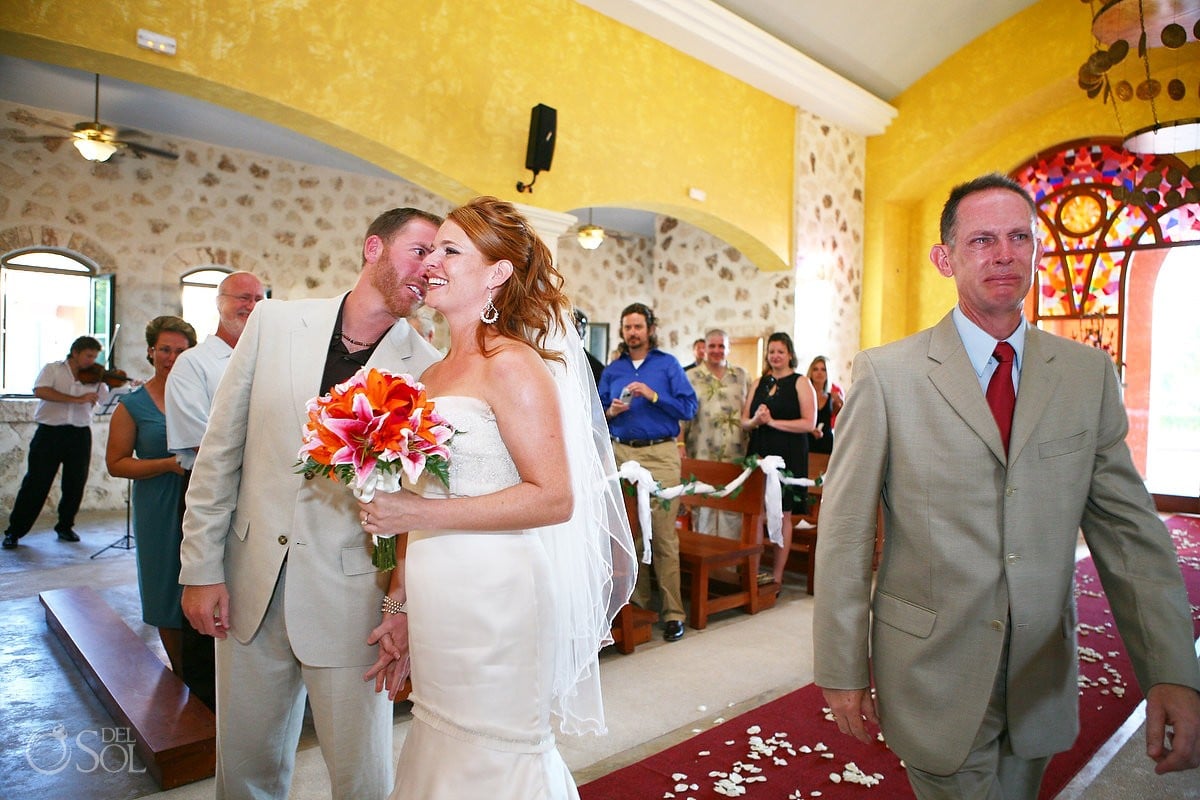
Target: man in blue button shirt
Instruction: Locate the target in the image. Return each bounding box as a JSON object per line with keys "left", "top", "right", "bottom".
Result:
{"left": 599, "top": 303, "right": 698, "bottom": 641}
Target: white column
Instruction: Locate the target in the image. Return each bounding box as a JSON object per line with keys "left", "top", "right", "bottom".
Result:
{"left": 513, "top": 203, "right": 577, "bottom": 264}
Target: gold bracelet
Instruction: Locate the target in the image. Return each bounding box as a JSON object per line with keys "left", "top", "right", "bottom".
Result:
{"left": 381, "top": 595, "right": 407, "bottom": 615}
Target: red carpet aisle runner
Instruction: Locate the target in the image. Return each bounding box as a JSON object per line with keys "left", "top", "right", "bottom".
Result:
{"left": 580, "top": 516, "right": 1200, "bottom": 800}
{"left": 1039, "top": 514, "right": 1200, "bottom": 799}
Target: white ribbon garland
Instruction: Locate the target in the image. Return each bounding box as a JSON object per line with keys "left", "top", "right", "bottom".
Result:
{"left": 615, "top": 458, "right": 818, "bottom": 561}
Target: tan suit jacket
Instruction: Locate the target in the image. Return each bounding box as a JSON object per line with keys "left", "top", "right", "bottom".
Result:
{"left": 179, "top": 295, "right": 441, "bottom": 667}
{"left": 813, "top": 312, "right": 1199, "bottom": 775}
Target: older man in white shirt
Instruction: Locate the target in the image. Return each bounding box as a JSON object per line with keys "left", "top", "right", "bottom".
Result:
{"left": 165, "top": 270, "right": 264, "bottom": 708}
{"left": 166, "top": 271, "right": 266, "bottom": 470}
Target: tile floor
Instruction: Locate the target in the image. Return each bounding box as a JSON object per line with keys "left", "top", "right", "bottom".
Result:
{"left": 1, "top": 510, "right": 1196, "bottom": 799}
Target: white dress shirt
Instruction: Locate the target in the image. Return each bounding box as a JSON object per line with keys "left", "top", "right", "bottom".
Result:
{"left": 32, "top": 360, "right": 108, "bottom": 426}
{"left": 166, "top": 335, "right": 234, "bottom": 470}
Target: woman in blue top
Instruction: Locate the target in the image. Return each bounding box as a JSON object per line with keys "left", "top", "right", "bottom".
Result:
{"left": 106, "top": 316, "right": 196, "bottom": 673}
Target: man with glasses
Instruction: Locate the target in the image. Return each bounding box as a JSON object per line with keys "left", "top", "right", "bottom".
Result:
{"left": 167, "top": 271, "right": 266, "bottom": 473}
{"left": 165, "top": 270, "right": 265, "bottom": 709}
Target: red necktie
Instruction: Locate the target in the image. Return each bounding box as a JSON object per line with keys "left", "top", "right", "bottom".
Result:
{"left": 986, "top": 342, "right": 1016, "bottom": 455}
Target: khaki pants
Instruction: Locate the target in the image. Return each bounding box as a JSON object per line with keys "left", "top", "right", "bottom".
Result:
{"left": 214, "top": 565, "right": 394, "bottom": 800}
{"left": 613, "top": 440, "right": 685, "bottom": 623}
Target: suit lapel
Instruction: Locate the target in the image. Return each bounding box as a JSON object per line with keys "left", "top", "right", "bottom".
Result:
{"left": 926, "top": 313, "right": 1008, "bottom": 464}
{"left": 367, "top": 320, "right": 419, "bottom": 376}
{"left": 1007, "top": 328, "right": 1059, "bottom": 464}
{"left": 291, "top": 296, "right": 342, "bottom": 415}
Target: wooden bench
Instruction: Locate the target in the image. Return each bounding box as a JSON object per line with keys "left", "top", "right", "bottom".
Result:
{"left": 610, "top": 603, "right": 659, "bottom": 653}
{"left": 1154, "top": 494, "right": 1200, "bottom": 515}
{"left": 609, "top": 485, "right": 657, "bottom": 653}
{"left": 39, "top": 586, "right": 215, "bottom": 790}
{"left": 789, "top": 452, "right": 885, "bottom": 593}
{"left": 677, "top": 458, "right": 778, "bottom": 629}
{"left": 789, "top": 452, "right": 829, "bottom": 594}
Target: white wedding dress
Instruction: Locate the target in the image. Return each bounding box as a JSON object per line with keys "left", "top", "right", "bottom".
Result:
{"left": 390, "top": 395, "right": 580, "bottom": 800}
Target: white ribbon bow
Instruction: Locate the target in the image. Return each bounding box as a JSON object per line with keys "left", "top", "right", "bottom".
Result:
{"left": 616, "top": 460, "right": 658, "bottom": 564}
{"left": 353, "top": 468, "right": 404, "bottom": 546}
{"left": 755, "top": 456, "right": 819, "bottom": 546}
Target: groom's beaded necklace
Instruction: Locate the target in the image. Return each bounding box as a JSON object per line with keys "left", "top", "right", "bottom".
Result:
{"left": 339, "top": 331, "right": 375, "bottom": 348}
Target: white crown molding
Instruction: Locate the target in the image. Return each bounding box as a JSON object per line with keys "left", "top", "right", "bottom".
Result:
{"left": 578, "top": 0, "right": 897, "bottom": 136}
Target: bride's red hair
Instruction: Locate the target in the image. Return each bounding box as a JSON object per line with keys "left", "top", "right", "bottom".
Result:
{"left": 448, "top": 197, "right": 569, "bottom": 363}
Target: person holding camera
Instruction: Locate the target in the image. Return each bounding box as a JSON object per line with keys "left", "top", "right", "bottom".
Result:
{"left": 599, "top": 303, "right": 697, "bottom": 641}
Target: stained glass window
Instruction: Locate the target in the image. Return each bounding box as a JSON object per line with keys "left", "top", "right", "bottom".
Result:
{"left": 1012, "top": 139, "right": 1198, "bottom": 366}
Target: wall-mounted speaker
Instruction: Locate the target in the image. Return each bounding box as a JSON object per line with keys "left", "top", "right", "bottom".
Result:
{"left": 528, "top": 104, "right": 554, "bottom": 171}
{"left": 525, "top": 103, "right": 556, "bottom": 174}
{"left": 516, "top": 103, "right": 556, "bottom": 193}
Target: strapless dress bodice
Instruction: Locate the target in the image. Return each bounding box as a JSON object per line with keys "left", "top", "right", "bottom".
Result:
{"left": 410, "top": 395, "right": 520, "bottom": 499}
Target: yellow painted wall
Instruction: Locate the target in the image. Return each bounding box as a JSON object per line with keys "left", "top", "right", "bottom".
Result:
{"left": 0, "top": 0, "right": 795, "bottom": 271}
{"left": 862, "top": 0, "right": 1200, "bottom": 348}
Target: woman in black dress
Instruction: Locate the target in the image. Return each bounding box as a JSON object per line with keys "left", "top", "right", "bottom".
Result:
{"left": 805, "top": 356, "right": 844, "bottom": 455}
{"left": 740, "top": 332, "right": 817, "bottom": 585}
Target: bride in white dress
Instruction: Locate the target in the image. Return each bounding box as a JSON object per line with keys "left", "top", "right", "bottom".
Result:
{"left": 359, "top": 197, "right": 636, "bottom": 799}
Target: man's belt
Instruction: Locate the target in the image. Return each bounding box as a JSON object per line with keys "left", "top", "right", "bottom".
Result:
{"left": 613, "top": 437, "right": 674, "bottom": 448}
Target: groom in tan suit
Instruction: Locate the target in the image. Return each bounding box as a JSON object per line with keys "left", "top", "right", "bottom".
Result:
{"left": 814, "top": 174, "right": 1200, "bottom": 798}
{"left": 180, "top": 208, "right": 442, "bottom": 799}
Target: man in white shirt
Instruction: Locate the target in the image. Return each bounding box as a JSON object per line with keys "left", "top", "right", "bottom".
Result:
{"left": 166, "top": 271, "right": 266, "bottom": 470}
{"left": 165, "top": 270, "right": 265, "bottom": 709}
{"left": 4, "top": 336, "right": 109, "bottom": 548}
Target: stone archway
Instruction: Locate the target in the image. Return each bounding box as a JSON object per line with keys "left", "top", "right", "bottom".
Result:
{"left": 0, "top": 224, "right": 118, "bottom": 272}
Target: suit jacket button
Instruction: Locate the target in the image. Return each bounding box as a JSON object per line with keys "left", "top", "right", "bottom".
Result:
{"left": 1006, "top": 552, "right": 1020, "bottom": 564}
{"left": 990, "top": 619, "right": 1005, "bottom": 631}
{"left": 277, "top": 535, "right": 288, "bottom": 545}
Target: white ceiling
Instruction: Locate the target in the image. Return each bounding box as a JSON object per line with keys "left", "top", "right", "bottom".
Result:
{"left": 709, "top": 0, "right": 1041, "bottom": 101}
{"left": 0, "top": 1, "right": 1041, "bottom": 237}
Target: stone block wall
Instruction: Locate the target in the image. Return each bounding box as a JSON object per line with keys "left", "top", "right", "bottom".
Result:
{"left": 1, "top": 97, "right": 865, "bottom": 513}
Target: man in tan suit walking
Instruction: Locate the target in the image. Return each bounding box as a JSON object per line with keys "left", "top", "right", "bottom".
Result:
{"left": 813, "top": 174, "right": 1200, "bottom": 798}
{"left": 180, "top": 208, "right": 442, "bottom": 800}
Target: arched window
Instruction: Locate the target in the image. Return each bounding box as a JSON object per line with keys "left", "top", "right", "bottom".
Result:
{"left": 181, "top": 267, "right": 231, "bottom": 337}
{"left": 0, "top": 249, "right": 113, "bottom": 394}
{"left": 1013, "top": 139, "right": 1200, "bottom": 489}
{"left": 1013, "top": 139, "right": 1199, "bottom": 371}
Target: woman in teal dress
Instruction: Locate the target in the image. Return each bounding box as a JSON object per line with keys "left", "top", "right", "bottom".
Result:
{"left": 106, "top": 316, "right": 196, "bottom": 673}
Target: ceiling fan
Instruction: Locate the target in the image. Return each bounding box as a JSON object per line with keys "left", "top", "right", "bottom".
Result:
{"left": 16, "top": 73, "right": 178, "bottom": 162}
{"left": 560, "top": 208, "right": 639, "bottom": 251}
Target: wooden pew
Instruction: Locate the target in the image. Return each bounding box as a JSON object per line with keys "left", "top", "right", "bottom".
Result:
{"left": 609, "top": 485, "right": 657, "bottom": 653}
{"left": 1153, "top": 494, "right": 1200, "bottom": 515}
{"left": 39, "top": 586, "right": 215, "bottom": 790}
{"left": 789, "top": 452, "right": 829, "bottom": 594}
{"left": 790, "top": 452, "right": 885, "bottom": 593}
{"left": 677, "top": 458, "right": 778, "bottom": 629}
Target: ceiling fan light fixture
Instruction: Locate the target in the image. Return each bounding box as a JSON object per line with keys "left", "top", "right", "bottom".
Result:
{"left": 577, "top": 224, "right": 605, "bottom": 250}
{"left": 73, "top": 136, "right": 119, "bottom": 162}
